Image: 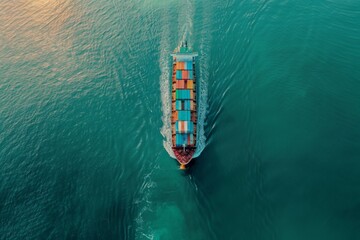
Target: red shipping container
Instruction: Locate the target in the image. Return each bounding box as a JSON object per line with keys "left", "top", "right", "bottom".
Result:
{"left": 182, "top": 70, "right": 189, "bottom": 79}
{"left": 177, "top": 80, "right": 185, "bottom": 88}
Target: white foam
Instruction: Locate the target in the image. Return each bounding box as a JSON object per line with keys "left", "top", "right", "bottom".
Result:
{"left": 194, "top": 5, "right": 212, "bottom": 158}
{"left": 159, "top": 9, "right": 176, "bottom": 159}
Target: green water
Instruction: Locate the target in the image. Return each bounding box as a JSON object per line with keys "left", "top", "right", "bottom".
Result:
{"left": 1, "top": 0, "right": 360, "bottom": 239}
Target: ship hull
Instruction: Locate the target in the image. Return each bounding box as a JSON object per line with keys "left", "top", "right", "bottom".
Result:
{"left": 172, "top": 148, "right": 195, "bottom": 165}
{"left": 170, "top": 43, "right": 198, "bottom": 166}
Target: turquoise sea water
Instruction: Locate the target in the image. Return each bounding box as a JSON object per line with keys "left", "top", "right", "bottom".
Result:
{"left": 1, "top": 0, "right": 360, "bottom": 239}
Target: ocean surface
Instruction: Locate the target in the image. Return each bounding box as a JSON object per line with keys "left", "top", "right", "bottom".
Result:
{"left": 1, "top": 0, "right": 360, "bottom": 239}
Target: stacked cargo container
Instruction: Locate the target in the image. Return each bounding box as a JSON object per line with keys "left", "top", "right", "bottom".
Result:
{"left": 170, "top": 42, "right": 198, "bottom": 166}
{"left": 172, "top": 60, "right": 196, "bottom": 147}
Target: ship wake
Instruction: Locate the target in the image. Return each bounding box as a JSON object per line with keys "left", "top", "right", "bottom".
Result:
{"left": 160, "top": 0, "right": 208, "bottom": 160}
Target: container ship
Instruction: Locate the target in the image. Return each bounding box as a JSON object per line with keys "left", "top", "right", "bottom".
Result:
{"left": 171, "top": 41, "right": 198, "bottom": 169}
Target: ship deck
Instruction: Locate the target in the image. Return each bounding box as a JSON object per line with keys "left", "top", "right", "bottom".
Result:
{"left": 171, "top": 56, "right": 197, "bottom": 165}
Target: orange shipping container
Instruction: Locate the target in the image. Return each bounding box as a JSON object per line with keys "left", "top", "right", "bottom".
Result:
{"left": 187, "top": 80, "right": 193, "bottom": 89}
{"left": 176, "top": 62, "right": 184, "bottom": 70}
{"left": 172, "top": 111, "right": 178, "bottom": 121}
{"left": 180, "top": 121, "right": 184, "bottom": 132}
{"left": 182, "top": 70, "right": 188, "bottom": 79}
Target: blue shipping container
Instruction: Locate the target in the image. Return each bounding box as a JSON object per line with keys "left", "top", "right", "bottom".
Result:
{"left": 186, "top": 61, "right": 193, "bottom": 70}
{"left": 185, "top": 90, "right": 190, "bottom": 99}
{"left": 184, "top": 100, "right": 191, "bottom": 110}
{"left": 176, "top": 90, "right": 191, "bottom": 100}
{"left": 176, "top": 133, "right": 188, "bottom": 146}
{"left": 189, "top": 121, "right": 194, "bottom": 133}
{"left": 176, "top": 70, "right": 182, "bottom": 80}
{"left": 188, "top": 71, "right": 193, "bottom": 79}
{"left": 175, "top": 121, "right": 179, "bottom": 132}
{"left": 178, "top": 111, "right": 191, "bottom": 121}
{"left": 176, "top": 100, "right": 182, "bottom": 110}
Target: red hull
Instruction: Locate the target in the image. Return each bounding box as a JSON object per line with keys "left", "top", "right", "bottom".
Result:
{"left": 172, "top": 148, "right": 195, "bottom": 165}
